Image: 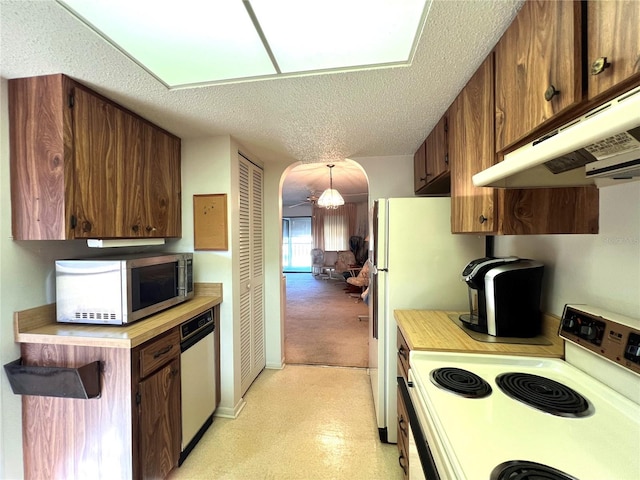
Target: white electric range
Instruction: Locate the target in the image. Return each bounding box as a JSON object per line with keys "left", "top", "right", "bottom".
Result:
{"left": 404, "top": 304, "right": 640, "bottom": 480}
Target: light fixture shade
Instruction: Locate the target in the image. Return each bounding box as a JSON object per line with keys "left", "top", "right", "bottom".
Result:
{"left": 317, "top": 188, "right": 345, "bottom": 209}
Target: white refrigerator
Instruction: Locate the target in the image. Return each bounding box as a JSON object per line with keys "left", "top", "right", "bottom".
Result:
{"left": 369, "top": 197, "right": 484, "bottom": 443}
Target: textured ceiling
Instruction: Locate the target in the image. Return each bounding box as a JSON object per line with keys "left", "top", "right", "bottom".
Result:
{"left": 0, "top": 0, "right": 523, "bottom": 206}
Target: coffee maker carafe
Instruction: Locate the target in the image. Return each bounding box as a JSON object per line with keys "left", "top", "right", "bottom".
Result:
{"left": 460, "top": 256, "right": 544, "bottom": 337}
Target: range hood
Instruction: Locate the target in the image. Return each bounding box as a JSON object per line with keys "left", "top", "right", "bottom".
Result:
{"left": 473, "top": 85, "right": 640, "bottom": 188}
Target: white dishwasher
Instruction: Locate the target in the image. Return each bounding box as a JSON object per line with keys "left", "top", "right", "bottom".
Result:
{"left": 179, "top": 308, "right": 216, "bottom": 465}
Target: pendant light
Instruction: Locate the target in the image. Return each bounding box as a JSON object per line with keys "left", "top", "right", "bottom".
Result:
{"left": 317, "top": 164, "right": 345, "bottom": 209}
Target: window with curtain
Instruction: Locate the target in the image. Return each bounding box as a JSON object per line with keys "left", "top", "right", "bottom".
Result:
{"left": 323, "top": 209, "right": 349, "bottom": 251}
{"left": 312, "top": 204, "right": 358, "bottom": 251}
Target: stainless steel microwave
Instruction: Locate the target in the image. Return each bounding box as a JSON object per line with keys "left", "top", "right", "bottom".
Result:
{"left": 55, "top": 252, "right": 194, "bottom": 325}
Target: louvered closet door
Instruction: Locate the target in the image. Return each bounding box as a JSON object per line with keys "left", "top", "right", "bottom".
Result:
{"left": 238, "top": 154, "right": 265, "bottom": 395}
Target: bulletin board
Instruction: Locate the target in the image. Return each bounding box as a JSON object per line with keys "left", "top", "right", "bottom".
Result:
{"left": 194, "top": 194, "right": 228, "bottom": 250}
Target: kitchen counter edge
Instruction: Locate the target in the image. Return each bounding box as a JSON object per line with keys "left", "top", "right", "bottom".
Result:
{"left": 395, "top": 310, "right": 564, "bottom": 358}
{"left": 14, "top": 285, "right": 222, "bottom": 349}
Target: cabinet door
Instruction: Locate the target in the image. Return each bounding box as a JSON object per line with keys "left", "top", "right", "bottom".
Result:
{"left": 142, "top": 126, "right": 182, "bottom": 237}
{"left": 450, "top": 55, "right": 497, "bottom": 234}
{"left": 495, "top": 0, "right": 583, "bottom": 152}
{"left": 425, "top": 114, "right": 448, "bottom": 182}
{"left": 587, "top": 0, "right": 640, "bottom": 100}
{"left": 119, "top": 112, "right": 145, "bottom": 237}
{"left": 72, "top": 86, "right": 121, "bottom": 238}
{"left": 413, "top": 140, "right": 427, "bottom": 193}
{"left": 139, "top": 358, "right": 181, "bottom": 480}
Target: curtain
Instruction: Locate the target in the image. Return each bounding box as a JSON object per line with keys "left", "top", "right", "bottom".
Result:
{"left": 312, "top": 203, "right": 359, "bottom": 251}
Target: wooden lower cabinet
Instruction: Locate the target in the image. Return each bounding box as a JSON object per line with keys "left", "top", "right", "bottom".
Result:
{"left": 19, "top": 328, "right": 181, "bottom": 480}
{"left": 139, "top": 358, "right": 181, "bottom": 480}
{"left": 397, "top": 387, "right": 410, "bottom": 480}
{"left": 397, "top": 328, "right": 411, "bottom": 479}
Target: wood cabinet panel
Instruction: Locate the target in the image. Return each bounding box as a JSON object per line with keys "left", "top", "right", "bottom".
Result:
{"left": 21, "top": 343, "right": 134, "bottom": 480}
{"left": 72, "top": 86, "right": 121, "bottom": 238}
{"left": 139, "top": 358, "right": 181, "bottom": 480}
{"left": 414, "top": 114, "right": 450, "bottom": 195}
{"left": 143, "top": 127, "right": 182, "bottom": 237}
{"left": 500, "top": 187, "right": 598, "bottom": 234}
{"left": 425, "top": 114, "right": 449, "bottom": 182}
{"left": 587, "top": 0, "right": 640, "bottom": 100}
{"left": 413, "top": 140, "right": 427, "bottom": 192}
{"left": 451, "top": 52, "right": 599, "bottom": 235}
{"left": 397, "top": 388, "right": 410, "bottom": 480}
{"left": 9, "top": 74, "right": 182, "bottom": 240}
{"left": 495, "top": 0, "right": 583, "bottom": 152}
{"left": 9, "top": 74, "right": 74, "bottom": 240}
{"left": 450, "top": 54, "right": 497, "bottom": 234}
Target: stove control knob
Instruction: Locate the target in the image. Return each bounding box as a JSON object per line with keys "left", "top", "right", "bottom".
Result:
{"left": 580, "top": 324, "right": 597, "bottom": 340}
{"left": 562, "top": 317, "right": 576, "bottom": 330}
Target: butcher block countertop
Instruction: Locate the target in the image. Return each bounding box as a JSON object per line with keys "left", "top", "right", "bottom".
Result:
{"left": 13, "top": 283, "right": 222, "bottom": 349}
{"left": 395, "top": 310, "right": 564, "bottom": 358}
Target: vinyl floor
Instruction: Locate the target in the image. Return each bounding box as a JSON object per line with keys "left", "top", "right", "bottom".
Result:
{"left": 168, "top": 365, "right": 402, "bottom": 480}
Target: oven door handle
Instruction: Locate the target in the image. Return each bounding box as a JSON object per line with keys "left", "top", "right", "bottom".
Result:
{"left": 398, "top": 376, "right": 441, "bottom": 480}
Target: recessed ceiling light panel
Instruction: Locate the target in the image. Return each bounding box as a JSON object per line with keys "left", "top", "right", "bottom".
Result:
{"left": 251, "top": 0, "right": 428, "bottom": 73}
{"left": 57, "top": 0, "right": 431, "bottom": 88}
{"left": 58, "top": 0, "right": 276, "bottom": 86}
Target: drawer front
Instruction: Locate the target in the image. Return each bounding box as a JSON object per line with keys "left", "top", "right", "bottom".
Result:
{"left": 397, "top": 327, "right": 410, "bottom": 381}
{"left": 139, "top": 329, "right": 180, "bottom": 378}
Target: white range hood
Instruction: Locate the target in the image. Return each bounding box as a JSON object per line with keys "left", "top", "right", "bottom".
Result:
{"left": 473, "top": 85, "right": 640, "bottom": 188}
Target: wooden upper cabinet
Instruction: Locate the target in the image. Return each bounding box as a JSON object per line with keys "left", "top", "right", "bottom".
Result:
{"left": 450, "top": 55, "right": 497, "bottom": 234}
{"left": 495, "top": 0, "right": 583, "bottom": 152}
{"left": 413, "top": 140, "right": 427, "bottom": 193}
{"left": 451, "top": 53, "right": 600, "bottom": 235}
{"left": 9, "top": 74, "right": 182, "bottom": 240}
{"left": 414, "top": 113, "right": 450, "bottom": 195}
{"left": 72, "top": 86, "right": 121, "bottom": 238}
{"left": 587, "top": 0, "right": 640, "bottom": 100}
{"left": 144, "top": 127, "right": 182, "bottom": 238}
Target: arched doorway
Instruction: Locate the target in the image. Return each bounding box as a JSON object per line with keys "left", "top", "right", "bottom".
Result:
{"left": 280, "top": 160, "right": 370, "bottom": 367}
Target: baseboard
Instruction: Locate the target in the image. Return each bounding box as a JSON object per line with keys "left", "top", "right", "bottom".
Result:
{"left": 214, "top": 398, "right": 247, "bottom": 419}
{"left": 266, "top": 358, "right": 285, "bottom": 370}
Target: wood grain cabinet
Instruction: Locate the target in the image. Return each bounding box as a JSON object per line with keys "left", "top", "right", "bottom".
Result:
{"left": 414, "top": 114, "right": 450, "bottom": 195}
{"left": 135, "top": 329, "right": 181, "bottom": 480}
{"left": 19, "top": 327, "right": 182, "bottom": 480}
{"left": 396, "top": 328, "right": 411, "bottom": 480}
{"left": 494, "top": 0, "right": 583, "bottom": 152}
{"left": 587, "top": 0, "right": 640, "bottom": 101}
{"left": 450, "top": 54, "right": 599, "bottom": 235}
{"left": 9, "top": 74, "right": 181, "bottom": 240}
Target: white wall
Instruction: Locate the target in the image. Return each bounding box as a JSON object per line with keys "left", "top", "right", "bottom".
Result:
{"left": 494, "top": 181, "right": 640, "bottom": 320}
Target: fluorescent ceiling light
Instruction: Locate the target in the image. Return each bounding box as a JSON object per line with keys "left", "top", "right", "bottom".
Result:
{"left": 57, "top": 0, "right": 430, "bottom": 88}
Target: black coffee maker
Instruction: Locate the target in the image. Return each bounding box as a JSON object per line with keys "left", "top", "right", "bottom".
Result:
{"left": 459, "top": 256, "right": 544, "bottom": 337}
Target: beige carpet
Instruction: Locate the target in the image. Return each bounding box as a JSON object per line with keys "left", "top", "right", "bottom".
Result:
{"left": 284, "top": 273, "right": 369, "bottom": 367}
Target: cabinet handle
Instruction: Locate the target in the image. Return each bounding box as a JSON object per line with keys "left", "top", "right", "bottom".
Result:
{"left": 591, "top": 56, "right": 611, "bottom": 76}
{"left": 544, "top": 85, "right": 560, "bottom": 102}
{"left": 398, "top": 414, "right": 408, "bottom": 436}
{"left": 479, "top": 215, "right": 488, "bottom": 224}
{"left": 398, "top": 452, "right": 407, "bottom": 475}
{"left": 145, "top": 225, "right": 157, "bottom": 233}
{"left": 153, "top": 345, "right": 173, "bottom": 359}
{"left": 82, "top": 221, "right": 92, "bottom": 233}
{"left": 131, "top": 224, "right": 140, "bottom": 233}
{"left": 398, "top": 345, "right": 408, "bottom": 361}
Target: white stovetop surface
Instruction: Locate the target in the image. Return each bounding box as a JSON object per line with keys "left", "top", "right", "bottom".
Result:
{"left": 410, "top": 351, "right": 640, "bottom": 480}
